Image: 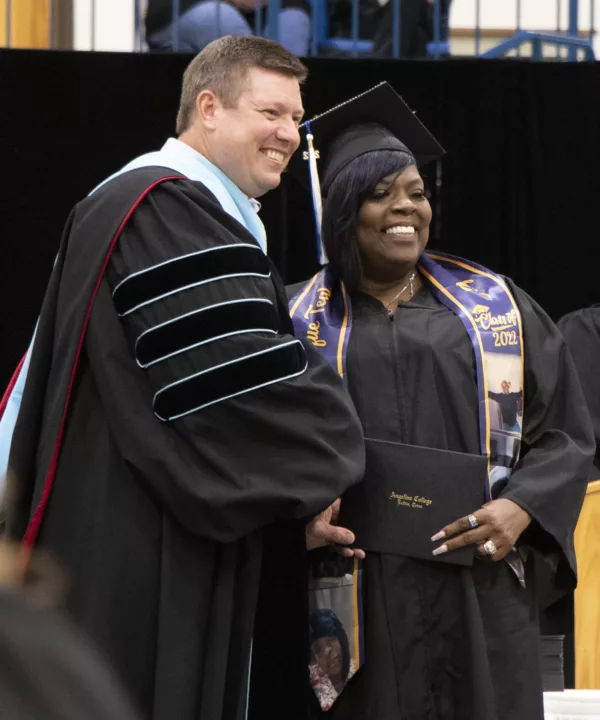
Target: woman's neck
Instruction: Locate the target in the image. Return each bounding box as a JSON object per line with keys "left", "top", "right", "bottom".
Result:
{"left": 361, "top": 268, "right": 422, "bottom": 309}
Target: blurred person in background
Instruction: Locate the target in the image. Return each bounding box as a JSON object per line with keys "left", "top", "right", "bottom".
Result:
{"left": 146, "top": 0, "right": 311, "bottom": 57}
{"left": 544, "top": 305, "right": 600, "bottom": 689}
{"left": 558, "top": 304, "right": 600, "bottom": 477}
{"left": 325, "top": 0, "right": 452, "bottom": 59}
{"left": 0, "top": 544, "right": 142, "bottom": 720}
{"left": 372, "top": 0, "right": 453, "bottom": 57}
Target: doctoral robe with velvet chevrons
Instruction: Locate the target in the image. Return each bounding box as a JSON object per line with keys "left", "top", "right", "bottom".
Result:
{"left": 6, "top": 167, "right": 365, "bottom": 720}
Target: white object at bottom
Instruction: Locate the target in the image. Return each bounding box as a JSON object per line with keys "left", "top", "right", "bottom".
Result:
{"left": 544, "top": 690, "right": 600, "bottom": 719}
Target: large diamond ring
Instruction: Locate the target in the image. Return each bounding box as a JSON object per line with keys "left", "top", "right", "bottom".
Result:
{"left": 468, "top": 514, "right": 478, "bottom": 529}
{"left": 483, "top": 539, "right": 497, "bottom": 556}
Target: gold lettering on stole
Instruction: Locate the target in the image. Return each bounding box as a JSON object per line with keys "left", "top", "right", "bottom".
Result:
{"left": 456, "top": 279, "right": 492, "bottom": 300}
{"left": 304, "top": 287, "right": 332, "bottom": 348}
{"left": 473, "top": 308, "right": 517, "bottom": 332}
{"left": 306, "top": 321, "right": 326, "bottom": 347}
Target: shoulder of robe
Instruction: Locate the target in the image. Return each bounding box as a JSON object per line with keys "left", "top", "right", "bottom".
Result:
{"left": 75, "top": 167, "right": 222, "bottom": 221}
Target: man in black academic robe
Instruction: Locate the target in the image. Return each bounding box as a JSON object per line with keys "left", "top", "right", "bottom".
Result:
{"left": 5, "top": 38, "right": 365, "bottom": 720}
{"left": 558, "top": 304, "right": 600, "bottom": 476}
{"left": 549, "top": 303, "right": 600, "bottom": 686}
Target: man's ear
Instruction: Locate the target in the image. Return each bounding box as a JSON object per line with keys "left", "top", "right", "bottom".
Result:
{"left": 196, "top": 90, "right": 220, "bottom": 130}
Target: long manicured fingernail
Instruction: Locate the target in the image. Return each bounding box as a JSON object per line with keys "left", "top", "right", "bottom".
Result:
{"left": 431, "top": 531, "right": 445, "bottom": 542}
{"left": 432, "top": 544, "right": 448, "bottom": 556}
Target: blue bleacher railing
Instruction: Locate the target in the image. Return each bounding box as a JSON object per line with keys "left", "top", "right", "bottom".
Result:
{"left": 428, "top": 0, "right": 451, "bottom": 58}
{"left": 557, "top": 0, "right": 562, "bottom": 58}
{"left": 307, "top": 0, "right": 373, "bottom": 55}
{"left": 480, "top": 0, "right": 595, "bottom": 61}
{"left": 392, "top": 0, "right": 401, "bottom": 57}
{"left": 268, "top": 0, "right": 281, "bottom": 42}
{"left": 134, "top": 0, "right": 594, "bottom": 60}
{"left": 2, "top": 0, "right": 595, "bottom": 61}
{"left": 516, "top": 0, "right": 521, "bottom": 57}
{"left": 254, "top": 0, "right": 263, "bottom": 41}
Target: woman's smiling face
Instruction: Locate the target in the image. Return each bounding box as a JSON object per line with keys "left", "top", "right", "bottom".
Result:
{"left": 356, "top": 165, "right": 432, "bottom": 282}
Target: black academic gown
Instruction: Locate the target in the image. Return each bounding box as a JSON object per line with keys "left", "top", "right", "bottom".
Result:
{"left": 558, "top": 305, "right": 600, "bottom": 476}
{"left": 6, "top": 167, "right": 365, "bottom": 720}
{"left": 288, "top": 281, "right": 594, "bottom": 720}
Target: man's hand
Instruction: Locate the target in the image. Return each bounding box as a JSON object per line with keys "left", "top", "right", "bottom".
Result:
{"left": 306, "top": 499, "right": 366, "bottom": 559}
{"left": 431, "top": 498, "right": 531, "bottom": 562}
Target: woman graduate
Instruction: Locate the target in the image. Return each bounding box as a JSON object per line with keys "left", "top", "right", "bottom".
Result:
{"left": 288, "top": 83, "right": 595, "bottom": 719}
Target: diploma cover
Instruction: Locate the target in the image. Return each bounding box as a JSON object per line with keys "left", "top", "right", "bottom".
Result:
{"left": 340, "top": 439, "right": 488, "bottom": 566}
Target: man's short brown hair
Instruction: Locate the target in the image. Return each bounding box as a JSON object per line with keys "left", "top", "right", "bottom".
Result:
{"left": 176, "top": 35, "right": 308, "bottom": 135}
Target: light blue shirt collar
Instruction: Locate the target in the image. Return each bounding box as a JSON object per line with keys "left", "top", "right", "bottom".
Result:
{"left": 95, "top": 138, "right": 267, "bottom": 253}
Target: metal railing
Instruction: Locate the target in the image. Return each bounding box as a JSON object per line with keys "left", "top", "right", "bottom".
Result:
{"left": 479, "top": 0, "right": 595, "bottom": 60}
{"left": 133, "top": 0, "right": 596, "bottom": 59}
{"left": 2, "top": 0, "right": 596, "bottom": 61}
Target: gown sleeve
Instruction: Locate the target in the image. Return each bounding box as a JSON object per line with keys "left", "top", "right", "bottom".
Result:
{"left": 100, "top": 179, "right": 365, "bottom": 542}
{"left": 499, "top": 281, "right": 595, "bottom": 592}
{"left": 557, "top": 307, "right": 600, "bottom": 476}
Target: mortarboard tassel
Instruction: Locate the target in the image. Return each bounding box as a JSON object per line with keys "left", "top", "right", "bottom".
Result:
{"left": 304, "top": 121, "right": 328, "bottom": 266}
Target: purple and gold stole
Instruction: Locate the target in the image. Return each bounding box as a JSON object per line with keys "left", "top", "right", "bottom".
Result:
{"left": 290, "top": 251, "right": 524, "bottom": 709}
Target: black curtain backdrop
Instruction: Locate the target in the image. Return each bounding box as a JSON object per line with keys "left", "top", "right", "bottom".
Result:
{"left": 1, "top": 49, "right": 597, "bottom": 687}
{"left": 2, "top": 50, "right": 600, "bottom": 387}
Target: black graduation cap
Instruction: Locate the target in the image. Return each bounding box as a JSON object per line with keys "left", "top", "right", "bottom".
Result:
{"left": 289, "top": 82, "right": 445, "bottom": 264}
